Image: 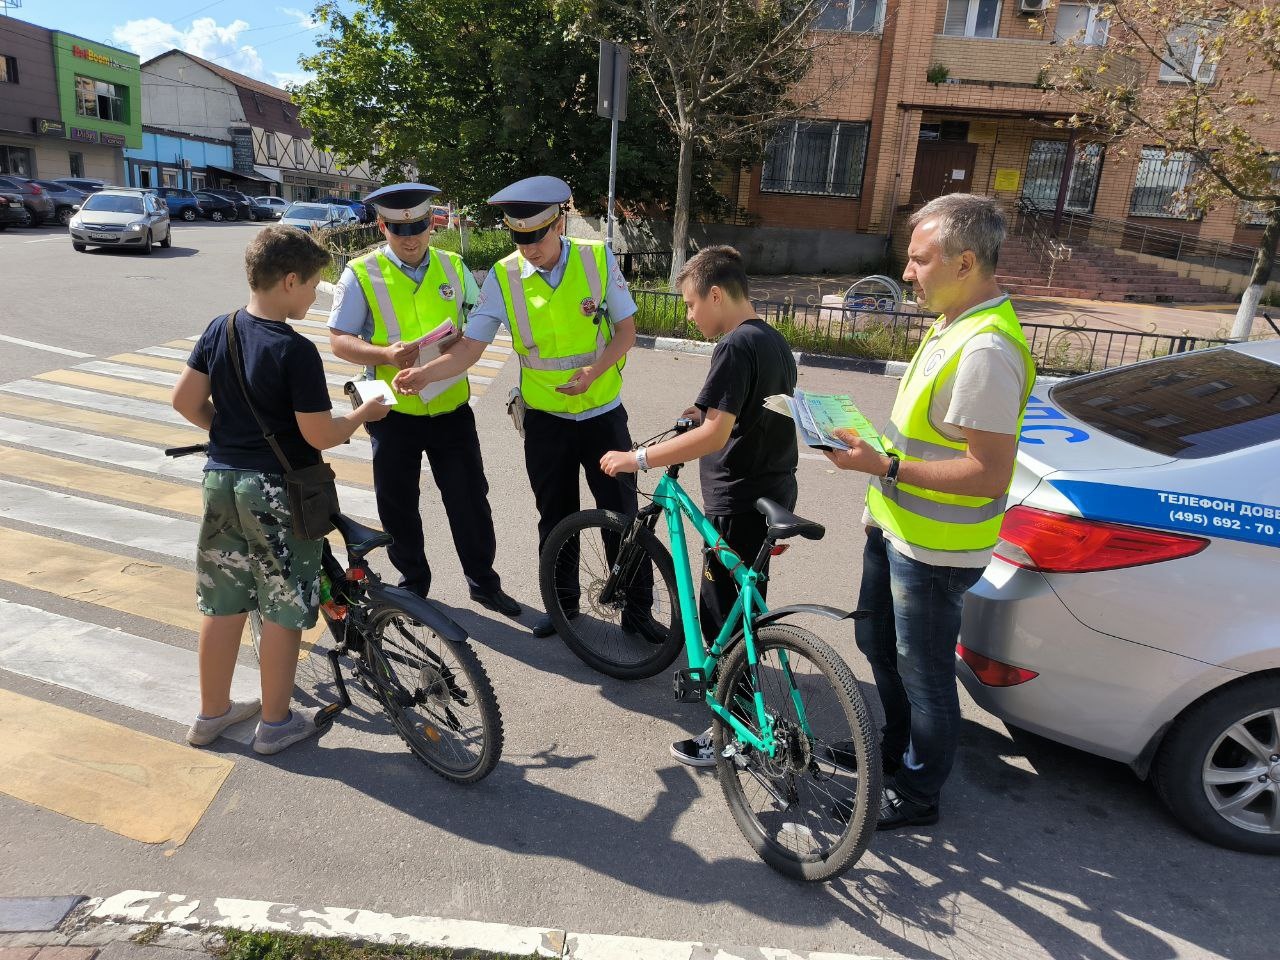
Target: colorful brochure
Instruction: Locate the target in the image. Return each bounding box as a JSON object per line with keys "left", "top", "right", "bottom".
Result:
{"left": 765, "top": 390, "right": 885, "bottom": 453}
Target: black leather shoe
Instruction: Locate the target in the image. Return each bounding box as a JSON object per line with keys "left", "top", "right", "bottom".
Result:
{"left": 397, "top": 582, "right": 429, "bottom": 599}
{"left": 469, "top": 588, "right": 522, "bottom": 619}
{"left": 827, "top": 740, "right": 901, "bottom": 778}
{"left": 621, "top": 609, "right": 666, "bottom": 645}
{"left": 532, "top": 610, "right": 578, "bottom": 638}
{"left": 876, "top": 784, "right": 939, "bottom": 832}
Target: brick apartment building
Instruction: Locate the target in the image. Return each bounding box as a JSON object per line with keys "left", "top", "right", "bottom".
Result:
{"left": 714, "top": 0, "right": 1279, "bottom": 275}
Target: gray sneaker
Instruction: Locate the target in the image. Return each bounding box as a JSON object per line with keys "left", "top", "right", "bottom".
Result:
{"left": 252, "top": 706, "right": 327, "bottom": 755}
{"left": 670, "top": 726, "right": 717, "bottom": 768}
{"left": 186, "top": 699, "right": 261, "bottom": 746}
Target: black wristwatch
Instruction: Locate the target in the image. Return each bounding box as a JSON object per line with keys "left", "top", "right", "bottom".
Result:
{"left": 883, "top": 454, "right": 901, "bottom": 485}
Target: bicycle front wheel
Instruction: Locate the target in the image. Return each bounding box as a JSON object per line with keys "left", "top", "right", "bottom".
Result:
{"left": 714, "top": 623, "right": 880, "bottom": 882}
{"left": 364, "top": 604, "right": 503, "bottom": 784}
{"left": 539, "top": 509, "right": 683, "bottom": 680}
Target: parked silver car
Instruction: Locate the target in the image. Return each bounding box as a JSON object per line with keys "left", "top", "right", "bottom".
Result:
{"left": 959, "top": 340, "right": 1280, "bottom": 854}
{"left": 68, "top": 189, "right": 172, "bottom": 254}
{"left": 280, "top": 202, "right": 359, "bottom": 231}
{"left": 254, "top": 196, "right": 289, "bottom": 219}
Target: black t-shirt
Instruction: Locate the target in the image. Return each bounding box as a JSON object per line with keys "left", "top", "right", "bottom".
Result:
{"left": 695, "top": 319, "right": 799, "bottom": 515}
{"left": 188, "top": 310, "right": 332, "bottom": 473}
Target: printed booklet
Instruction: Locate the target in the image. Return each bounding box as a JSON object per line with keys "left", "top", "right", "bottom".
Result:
{"left": 764, "top": 390, "right": 885, "bottom": 453}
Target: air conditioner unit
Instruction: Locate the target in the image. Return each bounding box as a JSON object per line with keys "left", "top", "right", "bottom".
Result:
{"left": 180, "top": 158, "right": 192, "bottom": 169}
{"left": 1019, "top": 0, "right": 1050, "bottom": 12}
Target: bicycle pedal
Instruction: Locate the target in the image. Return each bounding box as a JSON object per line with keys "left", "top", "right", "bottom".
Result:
{"left": 672, "top": 668, "right": 709, "bottom": 703}
{"left": 316, "top": 703, "right": 343, "bottom": 728}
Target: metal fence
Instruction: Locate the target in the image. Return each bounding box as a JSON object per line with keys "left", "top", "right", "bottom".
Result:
{"left": 320, "top": 223, "right": 383, "bottom": 273}
{"left": 633, "top": 289, "right": 1234, "bottom": 375}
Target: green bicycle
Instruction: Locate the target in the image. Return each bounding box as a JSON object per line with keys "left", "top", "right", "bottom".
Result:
{"left": 538, "top": 418, "right": 880, "bottom": 881}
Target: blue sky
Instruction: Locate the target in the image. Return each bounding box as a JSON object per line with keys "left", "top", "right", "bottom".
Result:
{"left": 6, "top": 0, "right": 356, "bottom": 89}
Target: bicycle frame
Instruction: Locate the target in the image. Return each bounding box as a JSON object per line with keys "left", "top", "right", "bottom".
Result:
{"left": 649, "top": 472, "right": 811, "bottom": 760}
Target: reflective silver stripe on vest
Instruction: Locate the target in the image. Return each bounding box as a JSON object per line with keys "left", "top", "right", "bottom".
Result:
{"left": 504, "top": 259, "right": 537, "bottom": 354}
{"left": 870, "top": 477, "right": 1008, "bottom": 524}
{"left": 436, "top": 252, "right": 463, "bottom": 314}
{"left": 362, "top": 254, "right": 400, "bottom": 342}
{"left": 506, "top": 242, "right": 608, "bottom": 369}
{"left": 518, "top": 350, "right": 603, "bottom": 372}
{"left": 883, "top": 422, "right": 968, "bottom": 462}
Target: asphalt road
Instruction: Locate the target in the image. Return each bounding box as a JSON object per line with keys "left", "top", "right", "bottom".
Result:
{"left": 0, "top": 219, "right": 1275, "bottom": 960}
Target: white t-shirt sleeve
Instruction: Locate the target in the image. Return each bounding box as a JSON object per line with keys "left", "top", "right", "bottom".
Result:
{"left": 943, "top": 332, "right": 1028, "bottom": 436}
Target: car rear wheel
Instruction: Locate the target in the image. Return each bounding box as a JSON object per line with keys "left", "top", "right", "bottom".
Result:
{"left": 1153, "top": 676, "right": 1280, "bottom": 855}
{"left": 17, "top": 206, "right": 34, "bottom": 227}
{"left": 57, "top": 206, "right": 73, "bottom": 226}
{"left": 182, "top": 208, "right": 197, "bottom": 222}
{"left": 227, "top": 208, "right": 239, "bottom": 222}
{"left": 209, "top": 210, "right": 224, "bottom": 222}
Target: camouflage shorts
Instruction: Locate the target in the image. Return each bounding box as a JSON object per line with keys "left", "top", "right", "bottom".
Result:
{"left": 196, "top": 470, "right": 323, "bottom": 630}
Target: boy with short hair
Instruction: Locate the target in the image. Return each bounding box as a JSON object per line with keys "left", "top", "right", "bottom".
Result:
{"left": 172, "top": 225, "right": 391, "bottom": 755}
{"left": 600, "top": 244, "right": 798, "bottom": 766}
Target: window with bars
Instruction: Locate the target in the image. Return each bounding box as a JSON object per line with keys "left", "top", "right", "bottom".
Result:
{"left": 943, "top": 0, "right": 1001, "bottom": 38}
{"left": 761, "top": 120, "right": 869, "bottom": 197}
{"left": 1130, "top": 147, "right": 1201, "bottom": 218}
{"left": 813, "top": 0, "right": 884, "bottom": 32}
{"left": 1239, "top": 160, "right": 1279, "bottom": 226}
{"left": 1021, "top": 140, "right": 1104, "bottom": 214}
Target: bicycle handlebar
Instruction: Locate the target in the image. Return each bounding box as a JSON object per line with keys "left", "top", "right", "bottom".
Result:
{"left": 165, "top": 443, "right": 209, "bottom": 458}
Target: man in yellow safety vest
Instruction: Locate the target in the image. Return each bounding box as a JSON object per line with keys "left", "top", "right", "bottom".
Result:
{"left": 329, "top": 182, "right": 520, "bottom": 618}
{"left": 825, "top": 193, "right": 1034, "bottom": 831}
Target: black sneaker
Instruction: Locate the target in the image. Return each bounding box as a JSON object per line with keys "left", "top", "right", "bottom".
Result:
{"left": 876, "top": 784, "right": 939, "bottom": 832}
{"left": 532, "top": 610, "right": 578, "bottom": 638}
{"left": 670, "top": 726, "right": 716, "bottom": 768}
{"left": 469, "top": 588, "right": 522, "bottom": 619}
{"left": 621, "top": 609, "right": 666, "bottom": 645}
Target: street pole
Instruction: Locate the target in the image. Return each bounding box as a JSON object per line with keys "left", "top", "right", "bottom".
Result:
{"left": 598, "top": 41, "right": 629, "bottom": 254}
{"left": 607, "top": 111, "right": 620, "bottom": 251}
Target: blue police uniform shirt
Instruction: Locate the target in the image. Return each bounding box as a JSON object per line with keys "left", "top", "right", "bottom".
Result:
{"left": 465, "top": 238, "right": 638, "bottom": 421}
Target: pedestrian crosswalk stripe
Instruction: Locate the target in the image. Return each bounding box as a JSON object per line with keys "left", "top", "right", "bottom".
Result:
{"left": 0, "top": 443, "right": 199, "bottom": 515}
{"left": 139, "top": 346, "right": 363, "bottom": 380}
{"left": 78, "top": 359, "right": 182, "bottom": 387}
{"left": 0, "top": 686, "right": 236, "bottom": 846}
{"left": 37, "top": 368, "right": 175, "bottom": 404}
{"left": 108, "top": 352, "right": 358, "bottom": 392}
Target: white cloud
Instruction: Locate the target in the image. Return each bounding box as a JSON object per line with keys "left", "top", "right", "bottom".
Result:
{"left": 278, "top": 7, "right": 319, "bottom": 29}
{"left": 272, "top": 69, "right": 314, "bottom": 89}
{"left": 111, "top": 17, "right": 272, "bottom": 84}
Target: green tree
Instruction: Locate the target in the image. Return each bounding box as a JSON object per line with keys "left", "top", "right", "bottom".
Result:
{"left": 293, "top": 0, "right": 701, "bottom": 219}
{"left": 561, "top": 0, "right": 845, "bottom": 284}
{"left": 1046, "top": 1, "right": 1280, "bottom": 339}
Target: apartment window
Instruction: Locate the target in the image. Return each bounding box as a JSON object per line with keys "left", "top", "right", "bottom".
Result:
{"left": 69, "top": 152, "right": 84, "bottom": 178}
{"left": 1130, "top": 147, "right": 1200, "bottom": 218}
{"left": 1239, "top": 159, "right": 1278, "bottom": 226}
{"left": 138, "top": 168, "right": 152, "bottom": 188}
{"left": 814, "top": 0, "right": 884, "bottom": 32}
{"left": 0, "top": 55, "right": 18, "bottom": 84}
{"left": 294, "top": 140, "right": 305, "bottom": 165}
{"left": 1022, "top": 140, "right": 1104, "bottom": 213}
{"left": 267, "top": 137, "right": 277, "bottom": 162}
{"left": 161, "top": 169, "right": 179, "bottom": 188}
{"left": 943, "top": 0, "right": 1001, "bottom": 38}
{"left": 75, "top": 76, "right": 126, "bottom": 122}
{"left": 191, "top": 173, "right": 207, "bottom": 191}
{"left": 0, "top": 144, "right": 33, "bottom": 176}
{"left": 253, "top": 92, "right": 263, "bottom": 113}
{"left": 762, "top": 120, "right": 869, "bottom": 197}
{"left": 1054, "top": 4, "right": 1109, "bottom": 45}
{"left": 1159, "top": 25, "right": 1218, "bottom": 83}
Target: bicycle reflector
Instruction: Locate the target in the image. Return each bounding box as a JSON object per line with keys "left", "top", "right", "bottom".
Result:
{"left": 346, "top": 567, "right": 367, "bottom": 581}
{"left": 993, "top": 505, "right": 1208, "bottom": 574}
{"left": 770, "top": 543, "right": 790, "bottom": 556}
{"left": 956, "top": 644, "right": 1038, "bottom": 687}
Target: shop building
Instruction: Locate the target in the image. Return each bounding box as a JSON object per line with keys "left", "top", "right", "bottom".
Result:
{"left": 123, "top": 127, "right": 233, "bottom": 192}
{"left": 0, "top": 18, "right": 139, "bottom": 182}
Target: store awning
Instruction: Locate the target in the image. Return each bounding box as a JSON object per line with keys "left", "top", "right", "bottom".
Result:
{"left": 206, "top": 165, "right": 273, "bottom": 183}
{"left": 253, "top": 165, "right": 283, "bottom": 184}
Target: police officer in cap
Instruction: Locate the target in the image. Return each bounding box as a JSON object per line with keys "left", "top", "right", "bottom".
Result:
{"left": 329, "top": 182, "right": 520, "bottom": 617}
{"left": 393, "top": 175, "right": 656, "bottom": 638}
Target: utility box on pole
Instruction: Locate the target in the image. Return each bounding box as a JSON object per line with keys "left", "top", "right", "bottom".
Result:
{"left": 597, "top": 41, "right": 629, "bottom": 250}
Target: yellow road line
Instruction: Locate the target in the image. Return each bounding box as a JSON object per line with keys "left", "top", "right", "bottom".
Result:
{"left": 38, "top": 369, "right": 174, "bottom": 404}
{"left": 118, "top": 351, "right": 361, "bottom": 380}
{"left": 0, "top": 444, "right": 201, "bottom": 515}
{"left": 0, "top": 688, "right": 233, "bottom": 846}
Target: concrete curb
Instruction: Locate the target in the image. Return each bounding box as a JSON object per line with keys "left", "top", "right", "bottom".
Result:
{"left": 68, "top": 891, "right": 900, "bottom": 960}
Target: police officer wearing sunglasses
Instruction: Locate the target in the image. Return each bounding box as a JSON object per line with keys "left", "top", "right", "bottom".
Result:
{"left": 328, "top": 182, "right": 521, "bottom": 618}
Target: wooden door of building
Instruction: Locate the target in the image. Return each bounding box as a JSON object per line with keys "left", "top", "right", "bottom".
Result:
{"left": 910, "top": 142, "right": 978, "bottom": 205}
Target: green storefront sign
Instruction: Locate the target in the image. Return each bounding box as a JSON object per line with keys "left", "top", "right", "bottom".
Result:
{"left": 52, "top": 33, "right": 142, "bottom": 150}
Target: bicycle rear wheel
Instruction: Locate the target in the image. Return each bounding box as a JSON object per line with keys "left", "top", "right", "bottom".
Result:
{"left": 364, "top": 603, "right": 502, "bottom": 784}
{"left": 539, "top": 509, "right": 683, "bottom": 680}
{"left": 714, "top": 623, "right": 879, "bottom": 882}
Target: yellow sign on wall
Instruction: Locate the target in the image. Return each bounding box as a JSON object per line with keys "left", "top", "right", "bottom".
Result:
{"left": 993, "top": 168, "right": 1021, "bottom": 192}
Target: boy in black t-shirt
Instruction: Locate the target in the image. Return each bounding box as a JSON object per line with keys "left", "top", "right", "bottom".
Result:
{"left": 600, "top": 245, "right": 798, "bottom": 766}
{"left": 173, "top": 226, "right": 390, "bottom": 756}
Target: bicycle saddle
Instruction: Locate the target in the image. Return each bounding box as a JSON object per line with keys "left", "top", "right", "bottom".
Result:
{"left": 755, "top": 498, "right": 825, "bottom": 541}
{"left": 332, "top": 514, "right": 393, "bottom": 556}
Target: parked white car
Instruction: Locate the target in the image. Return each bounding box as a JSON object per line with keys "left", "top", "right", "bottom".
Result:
{"left": 280, "top": 202, "right": 359, "bottom": 231}
{"left": 254, "top": 196, "right": 289, "bottom": 219}
{"left": 959, "top": 340, "right": 1280, "bottom": 854}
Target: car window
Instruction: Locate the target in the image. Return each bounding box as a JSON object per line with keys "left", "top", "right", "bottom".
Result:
{"left": 82, "top": 194, "right": 145, "bottom": 214}
{"left": 287, "top": 204, "right": 329, "bottom": 218}
{"left": 1051, "top": 349, "right": 1280, "bottom": 458}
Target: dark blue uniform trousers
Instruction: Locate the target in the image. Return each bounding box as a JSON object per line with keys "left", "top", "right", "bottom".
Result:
{"left": 365, "top": 404, "right": 501, "bottom": 596}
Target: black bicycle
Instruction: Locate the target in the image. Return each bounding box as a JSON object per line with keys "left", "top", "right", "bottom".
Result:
{"left": 167, "top": 443, "right": 503, "bottom": 783}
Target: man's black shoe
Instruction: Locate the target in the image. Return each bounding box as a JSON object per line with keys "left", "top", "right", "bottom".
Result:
{"left": 826, "top": 740, "right": 900, "bottom": 779}
{"left": 621, "top": 609, "right": 666, "bottom": 645}
{"left": 532, "top": 610, "right": 578, "bottom": 638}
{"left": 469, "top": 588, "right": 522, "bottom": 619}
{"left": 876, "top": 784, "right": 939, "bottom": 832}
{"left": 397, "top": 582, "right": 429, "bottom": 599}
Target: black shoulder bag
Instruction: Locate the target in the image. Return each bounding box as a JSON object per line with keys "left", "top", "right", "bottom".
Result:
{"left": 226, "top": 310, "right": 340, "bottom": 540}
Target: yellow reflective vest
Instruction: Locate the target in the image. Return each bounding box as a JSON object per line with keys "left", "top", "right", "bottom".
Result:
{"left": 865, "top": 297, "right": 1035, "bottom": 554}
{"left": 349, "top": 248, "right": 470, "bottom": 417}
{"left": 493, "top": 238, "right": 624, "bottom": 414}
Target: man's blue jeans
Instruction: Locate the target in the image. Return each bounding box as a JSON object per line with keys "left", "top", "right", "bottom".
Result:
{"left": 855, "top": 526, "right": 984, "bottom": 807}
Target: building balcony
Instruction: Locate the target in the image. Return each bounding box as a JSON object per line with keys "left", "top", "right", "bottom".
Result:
{"left": 929, "top": 35, "right": 1052, "bottom": 87}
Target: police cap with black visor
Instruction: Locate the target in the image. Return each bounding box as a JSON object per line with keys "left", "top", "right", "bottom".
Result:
{"left": 489, "top": 175, "right": 571, "bottom": 244}
{"left": 365, "top": 182, "right": 441, "bottom": 236}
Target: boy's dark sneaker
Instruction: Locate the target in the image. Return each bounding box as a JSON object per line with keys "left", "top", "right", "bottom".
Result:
{"left": 670, "top": 727, "right": 716, "bottom": 767}
{"left": 876, "top": 784, "right": 939, "bottom": 831}
{"left": 532, "top": 610, "right": 578, "bottom": 638}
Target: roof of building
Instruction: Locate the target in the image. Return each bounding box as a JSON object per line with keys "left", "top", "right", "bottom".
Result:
{"left": 141, "top": 50, "right": 294, "bottom": 105}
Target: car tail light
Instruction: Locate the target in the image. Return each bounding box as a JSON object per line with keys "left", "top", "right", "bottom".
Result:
{"left": 29, "top": 183, "right": 42, "bottom": 194}
{"left": 994, "top": 505, "right": 1208, "bottom": 574}
{"left": 957, "top": 644, "right": 1038, "bottom": 686}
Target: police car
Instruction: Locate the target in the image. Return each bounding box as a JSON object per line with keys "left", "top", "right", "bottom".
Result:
{"left": 958, "top": 339, "right": 1280, "bottom": 854}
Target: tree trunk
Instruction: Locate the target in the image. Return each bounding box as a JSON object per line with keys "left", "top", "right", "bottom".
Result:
{"left": 667, "top": 130, "right": 696, "bottom": 289}
{"left": 1232, "top": 208, "right": 1279, "bottom": 340}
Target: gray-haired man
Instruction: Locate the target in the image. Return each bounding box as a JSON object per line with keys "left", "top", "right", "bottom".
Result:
{"left": 825, "top": 194, "right": 1036, "bottom": 830}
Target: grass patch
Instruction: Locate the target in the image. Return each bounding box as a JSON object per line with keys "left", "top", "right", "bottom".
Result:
{"left": 431, "top": 228, "right": 515, "bottom": 272}
{"left": 215, "top": 928, "right": 521, "bottom": 960}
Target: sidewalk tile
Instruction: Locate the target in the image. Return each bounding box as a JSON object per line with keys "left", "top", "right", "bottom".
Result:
{"left": 0, "top": 948, "right": 39, "bottom": 960}
{"left": 97, "top": 944, "right": 212, "bottom": 960}
{"left": 0, "top": 899, "right": 85, "bottom": 934}
{"left": 34, "top": 949, "right": 98, "bottom": 960}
